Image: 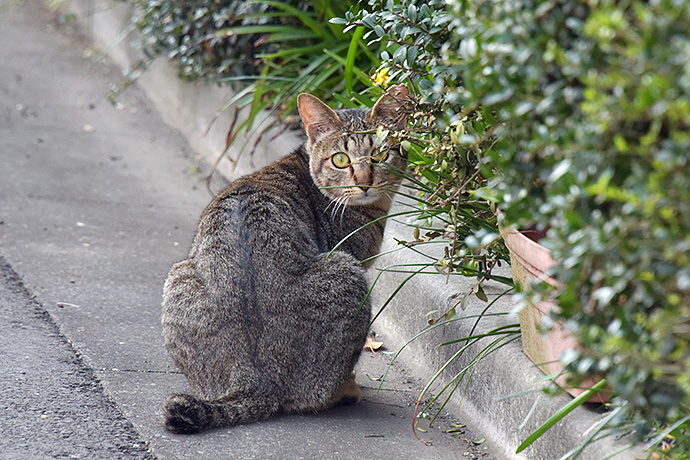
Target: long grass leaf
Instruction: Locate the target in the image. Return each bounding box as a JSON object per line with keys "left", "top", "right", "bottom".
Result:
{"left": 345, "top": 26, "right": 365, "bottom": 95}
{"left": 417, "top": 334, "right": 520, "bottom": 427}
{"left": 556, "top": 404, "right": 626, "bottom": 460}
{"left": 248, "top": 0, "right": 330, "bottom": 39}
{"left": 369, "top": 265, "right": 427, "bottom": 328}
{"left": 323, "top": 49, "right": 373, "bottom": 89}
{"left": 256, "top": 44, "right": 328, "bottom": 60}
{"left": 519, "top": 394, "right": 543, "bottom": 430}
{"left": 303, "top": 63, "right": 341, "bottom": 95}
{"left": 438, "top": 325, "right": 521, "bottom": 346}
{"left": 376, "top": 310, "right": 514, "bottom": 390}
{"left": 516, "top": 379, "right": 609, "bottom": 454}
{"left": 425, "top": 334, "right": 520, "bottom": 426}
{"left": 216, "top": 25, "right": 317, "bottom": 38}
{"left": 263, "top": 30, "right": 321, "bottom": 43}
{"left": 465, "top": 288, "right": 515, "bottom": 343}
{"left": 327, "top": 209, "right": 421, "bottom": 257}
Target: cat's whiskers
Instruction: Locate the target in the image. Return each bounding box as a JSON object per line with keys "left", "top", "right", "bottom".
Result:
{"left": 382, "top": 190, "right": 394, "bottom": 207}
{"left": 326, "top": 195, "right": 341, "bottom": 222}
{"left": 324, "top": 194, "right": 340, "bottom": 216}
{"left": 328, "top": 194, "right": 348, "bottom": 224}
{"left": 339, "top": 196, "right": 352, "bottom": 228}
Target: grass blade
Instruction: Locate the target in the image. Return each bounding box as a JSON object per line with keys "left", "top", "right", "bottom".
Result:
{"left": 345, "top": 26, "right": 365, "bottom": 95}
{"left": 248, "top": 0, "right": 330, "bottom": 39}
{"left": 516, "top": 379, "right": 609, "bottom": 454}
{"left": 556, "top": 403, "right": 626, "bottom": 460}
{"left": 216, "top": 25, "right": 317, "bottom": 39}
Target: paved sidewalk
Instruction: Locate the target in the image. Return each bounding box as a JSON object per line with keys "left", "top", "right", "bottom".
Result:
{"left": 0, "top": 2, "right": 493, "bottom": 459}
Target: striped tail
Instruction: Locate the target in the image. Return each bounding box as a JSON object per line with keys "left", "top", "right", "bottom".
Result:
{"left": 162, "top": 392, "right": 278, "bottom": 434}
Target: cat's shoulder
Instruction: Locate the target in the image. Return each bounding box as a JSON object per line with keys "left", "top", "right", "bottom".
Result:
{"left": 203, "top": 149, "right": 312, "bottom": 217}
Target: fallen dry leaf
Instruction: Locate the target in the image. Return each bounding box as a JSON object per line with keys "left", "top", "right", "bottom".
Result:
{"left": 363, "top": 335, "right": 383, "bottom": 352}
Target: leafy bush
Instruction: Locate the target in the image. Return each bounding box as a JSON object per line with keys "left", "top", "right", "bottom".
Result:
{"left": 348, "top": 0, "right": 690, "bottom": 457}
{"left": 339, "top": 0, "right": 510, "bottom": 277}
{"left": 131, "top": 0, "right": 282, "bottom": 81}
{"left": 128, "top": 0, "right": 382, "bottom": 159}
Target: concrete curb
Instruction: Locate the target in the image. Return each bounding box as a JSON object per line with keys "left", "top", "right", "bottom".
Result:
{"left": 65, "top": 2, "right": 643, "bottom": 459}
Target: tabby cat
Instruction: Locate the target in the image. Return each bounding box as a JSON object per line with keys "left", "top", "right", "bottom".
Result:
{"left": 161, "top": 85, "right": 410, "bottom": 434}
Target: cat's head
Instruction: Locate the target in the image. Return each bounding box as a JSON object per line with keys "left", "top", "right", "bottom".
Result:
{"left": 297, "top": 85, "right": 410, "bottom": 207}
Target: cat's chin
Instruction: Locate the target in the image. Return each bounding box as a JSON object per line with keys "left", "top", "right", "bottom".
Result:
{"left": 350, "top": 192, "right": 387, "bottom": 206}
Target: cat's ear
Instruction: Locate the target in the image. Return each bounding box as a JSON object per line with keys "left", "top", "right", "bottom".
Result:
{"left": 369, "top": 84, "right": 410, "bottom": 130}
{"left": 297, "top": 93, "right": 344, "bottom": 142}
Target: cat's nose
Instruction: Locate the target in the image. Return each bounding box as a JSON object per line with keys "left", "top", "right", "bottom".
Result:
{"left": 355, "top": 176, "right": 373, "bottom": 192}
{"left": 353, "top": 164, "right": 373, "bottom": 192}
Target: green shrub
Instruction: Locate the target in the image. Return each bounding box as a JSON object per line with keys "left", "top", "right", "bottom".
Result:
{"left": 351, "top": 0, "right": 690, "bottom": 457}
{"left": 129, "top": 0, "right": 382, "bottom": 157}
{"left": 131, "top": 0, "right": 287, "bottom": 81}
{"left": 340, "top": 0, "right": 510, "bottom": 277}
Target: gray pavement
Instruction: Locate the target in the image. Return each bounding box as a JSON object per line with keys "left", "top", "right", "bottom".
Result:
{"left": 0, "top": 2, "right": 494, "bottom": 459}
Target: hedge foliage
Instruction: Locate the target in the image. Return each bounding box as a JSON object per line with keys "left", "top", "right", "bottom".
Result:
{"left": 348, "top": 0, "right": 690, "bottom": 455}
{"left": 130, "top": 0, "right": 384, "bottom": 152}
{"left": 131, "top": 0, "right": 285, "bottom": 81}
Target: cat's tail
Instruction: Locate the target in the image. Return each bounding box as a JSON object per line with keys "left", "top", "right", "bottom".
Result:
{"left": 162, "top": 392, "right": 278, "bottom": 434}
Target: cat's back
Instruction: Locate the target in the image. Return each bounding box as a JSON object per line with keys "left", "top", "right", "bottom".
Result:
{"left": 202, "top": 149, "right": 316, "bottom": 229}
{"left": 188, "top": 149, "right": 326, "bottom": 280}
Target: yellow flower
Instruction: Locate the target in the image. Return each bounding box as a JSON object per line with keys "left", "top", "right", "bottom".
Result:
{"left": 374, "top": 67, "right": 391, "bottom": 87}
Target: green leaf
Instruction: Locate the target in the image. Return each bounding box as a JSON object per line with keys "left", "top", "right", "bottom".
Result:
{"left": 516, "top": 379, "right": 608, "bottom": 454}
{"left": 323, "top": 48, "right": 373, "bottom": 91}
{"left": 345, "top": 26, "right": 366, "bottom": 96}
{"left": 476, "top": 285, "right": 488, "bottom": 302}
{"left": 263, "top": 30, "right": 319, "bottom": 43}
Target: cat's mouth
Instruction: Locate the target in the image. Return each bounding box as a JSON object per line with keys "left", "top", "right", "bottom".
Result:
{"left": 321, "top": 184, "right": 392, "bottom": 206}
{"left": 348, "top": 187, "right": 390, "bottom": 206}
{"left": 351, "top": 193, "right": 380, "bottom": 205}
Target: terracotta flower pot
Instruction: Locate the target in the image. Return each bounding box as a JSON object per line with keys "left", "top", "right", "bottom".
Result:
{"left": 500, "top": 224, "right": 607, "bottom": 403}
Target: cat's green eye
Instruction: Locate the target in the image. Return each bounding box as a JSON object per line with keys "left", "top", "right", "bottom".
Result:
{"left": 331, "top": 152, "right": 351, "bottom": 169}
{"left": 370, "top": 150, "right": 389, "bottom": 164}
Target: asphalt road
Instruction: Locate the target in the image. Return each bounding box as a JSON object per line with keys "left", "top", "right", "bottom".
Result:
{"left": 0, "top": 2, "right": 496, "bottom": 459}
{"left": 0, "top": 255, "right": 153, "bottom": 459}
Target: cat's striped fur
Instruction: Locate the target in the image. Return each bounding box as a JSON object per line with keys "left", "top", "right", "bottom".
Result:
{"left": 161, "top": 86, "right": 410, "bottom": 433}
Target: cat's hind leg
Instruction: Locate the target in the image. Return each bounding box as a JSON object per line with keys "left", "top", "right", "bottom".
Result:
{"left": 277, "top": 251, "right": 371, "bottom": 414}
{"left": 330, "top": 372, "right": 362, "bottom": 407}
